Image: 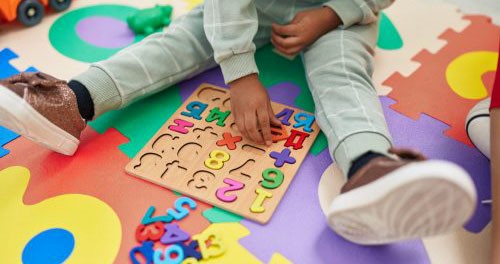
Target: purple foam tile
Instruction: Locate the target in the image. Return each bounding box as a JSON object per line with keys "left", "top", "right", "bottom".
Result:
{"left": 240, "top": 150, "right": 431, "bottom": 264}
{"left": 76, "top": 17, "right": 135, "bottom": 49}
{"left": 381, "top": 96, "right": 491, "bottom": 232}
{"left": 177, "top": 67, "right": 301, "bottom": 107}
{"left": 178, "top": 67, "right": 227, "bottom": 101}
{"left": 267, "top": 82, "right": 301, "bottom": 107}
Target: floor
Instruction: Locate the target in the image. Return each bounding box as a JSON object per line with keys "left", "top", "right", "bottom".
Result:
{"left": 0, "top": 0, "right": 498, "bottom": 263}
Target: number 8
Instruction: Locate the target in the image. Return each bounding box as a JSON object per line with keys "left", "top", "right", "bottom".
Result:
{"left": 204, "top": 150, "right": 230, "bottom": 170}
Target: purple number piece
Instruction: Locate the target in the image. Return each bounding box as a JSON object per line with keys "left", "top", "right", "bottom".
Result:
{"left": 275, "top": 108, "right": 295, "bottom": 126}
{"left": 269, "top": 148, "right": 296, "bottom": 168}
{"left": 160, "top": 223, "right": 190, "bottom": 245}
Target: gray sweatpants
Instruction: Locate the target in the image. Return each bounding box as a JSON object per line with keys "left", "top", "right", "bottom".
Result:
{"left": 74, "top": 5, "right": 392, "bottom": 175}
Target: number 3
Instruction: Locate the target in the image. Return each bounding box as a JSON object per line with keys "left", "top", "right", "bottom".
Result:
{"left": 135, "top": 222, "right": 165, "bottom": 242}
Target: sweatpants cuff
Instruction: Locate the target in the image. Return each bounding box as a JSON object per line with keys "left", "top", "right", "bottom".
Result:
{"left": 334, "top": 132, "right": 392, "bottom": 177}
{"left": 72, "top": 66, "right": 122, "bottom": 119}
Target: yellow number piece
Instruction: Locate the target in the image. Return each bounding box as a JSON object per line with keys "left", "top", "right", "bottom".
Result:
{"left": 193, "top": 229, "right": 227, "bottom": 259}
{"left": 204, "top": 150, "right": 230, "bottom": 170}
{"left": 250, "top": 188, "right": 273, "bottom": 213}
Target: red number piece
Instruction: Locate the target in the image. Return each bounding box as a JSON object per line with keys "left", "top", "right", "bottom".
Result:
{"left": 216, "top": 132, "right": 243, "bottom": 150}
{"left": 136, "top": 222, "right": 166, "bottom": 243}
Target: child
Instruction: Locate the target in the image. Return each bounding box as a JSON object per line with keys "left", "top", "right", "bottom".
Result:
{"left": 0, "top": 0, "right": 477, "bottom": 245}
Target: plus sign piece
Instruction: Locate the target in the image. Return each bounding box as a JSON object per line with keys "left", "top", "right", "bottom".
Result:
{"left": 126, "top": 84, "right": 320, "bottom": 223}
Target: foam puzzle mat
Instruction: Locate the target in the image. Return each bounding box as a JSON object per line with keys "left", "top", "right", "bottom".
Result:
{"left": 0, "top": 0, "right": 498, "bottom": 263}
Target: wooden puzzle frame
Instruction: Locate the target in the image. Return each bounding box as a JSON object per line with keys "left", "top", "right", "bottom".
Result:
{"left": 126, "top": 84, "right": 319, "bottom": 223}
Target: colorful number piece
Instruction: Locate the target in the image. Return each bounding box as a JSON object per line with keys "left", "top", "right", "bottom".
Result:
{"left": 182, "top": 258, "right": 199, "bottom": 264}
{"left": 154, "top": 244, "right": 184, "bottom": 264}
{"left": 181, "top": 101, "right": 208, "bottom": 120}
{"left": 167, "top": 197, "right": 197, "bottom": 221}
{"left": 215, "top": 178, "right": 245, "bottom": 203}
{"left": 204, "top": 150, "right": 230, "bottom": 170}
{"left": 271, "top": 125, "right": 289, "bottom": 142}
{"left": 205, "top": 107, "right": 230, "bottom": 127}
{"left": 284, "top": 129, "right": 309, "bottom": 150}
{"left": 169, "top": 119, "right": 194, "bottom": 134}
{"left": 160, "top": 223, "right": 190, "bottom": 244}
{"left": 130, "top": 241, "right": 155, "bottom": 264}
{"left": 261, "top": 168, "right": 284, "bottom": 189}
{"left": 216, "top": 132, "right": 242, "bottom": 150}
{"left": 275, "top": 108, "right": 295, "bottom": 126}
{"left": 293, "top": 112, "right": 315, "bottom": 132}
{"left": 136, "top": 222, "right": 165, "bottom": 242}
{"left": 269, "top": 148, "right": 296, "bottom": 168}
{"left": 176, "top": 241, "right": 202, "bottom": 260}
{"left": 193, "top": 229, "right": 227, "bottom": 259}
{"left": 250, "top": 188, "right": 273, "bottom": 213}
{"left": 142, "top": 206, "right": 174, "bottom": 225}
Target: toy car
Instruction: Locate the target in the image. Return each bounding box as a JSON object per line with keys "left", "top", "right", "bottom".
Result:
{"left": 0, "top": 0, "right": 72, "bottom": 27}
{"left": 127, "top": 5, "right": 173, "bottom": 35}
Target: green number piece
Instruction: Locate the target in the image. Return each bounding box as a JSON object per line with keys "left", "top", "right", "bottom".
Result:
{"left": 205, "top": 107, "right": 231, "bottom": 127}
{"left": 261, "top": 168, "right": 284, "bottom": 189}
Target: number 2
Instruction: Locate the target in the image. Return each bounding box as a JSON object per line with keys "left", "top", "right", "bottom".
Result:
{"left": 215, "top": 178, "right": 245, "bottom": 202}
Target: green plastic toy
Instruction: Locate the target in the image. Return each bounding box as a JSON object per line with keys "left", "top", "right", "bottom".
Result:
{"left": 127, "top": 5, "right": 173, "bottom": 35}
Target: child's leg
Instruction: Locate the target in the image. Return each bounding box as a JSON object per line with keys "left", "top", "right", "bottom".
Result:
{"left": 0, "top": 6, "right": 216, "bottom": 155}
{"left": 73, "top": 5, "right": 217, "bottom": 118}
{"left": 302, "top": 21, "right": 391, "bottom": 176}
{"left": 304, "top": 22, "right": 476, "bottom": 245}
{"left": 0, "top": 5, "right": 275, "bottom": 155}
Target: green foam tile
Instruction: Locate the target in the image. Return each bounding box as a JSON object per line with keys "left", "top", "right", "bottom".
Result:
{"left": 89, "top": 86, "right": 182, "bottom": 158}
{"left": 202, "top": 207, "right": 243, "bottom": 223}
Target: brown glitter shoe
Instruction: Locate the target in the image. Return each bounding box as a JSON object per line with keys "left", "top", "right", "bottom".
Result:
{"left": 327, "top": 148, "right": 477, "bottom": 245}
{"left": 0, "top": 72, "right": 86, "bottom": 155}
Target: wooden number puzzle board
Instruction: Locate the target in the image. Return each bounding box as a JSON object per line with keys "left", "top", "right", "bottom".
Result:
{"left": 126, "top": 84, "right": 319, "bottom": 223}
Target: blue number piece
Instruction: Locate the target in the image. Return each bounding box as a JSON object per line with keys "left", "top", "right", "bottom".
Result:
{"left": 141, "top": 206, "right": 174, "bottom": 225}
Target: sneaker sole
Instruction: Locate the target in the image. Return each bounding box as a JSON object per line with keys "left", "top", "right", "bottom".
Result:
{"left": 0, "top": 86, "right": 79, "bottom": 155}
{"left": 327, "top": 160, "right": 477, "bottom": 245}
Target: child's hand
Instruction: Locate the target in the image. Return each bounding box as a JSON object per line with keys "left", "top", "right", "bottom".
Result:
{"left": 229, "top": 74, "right": 281, "bottom": 146}
{"left": 271, "top": 7, "right": 341, "bottom": 56}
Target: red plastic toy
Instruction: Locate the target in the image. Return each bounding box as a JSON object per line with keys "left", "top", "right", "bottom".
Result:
{"left": 0, "top": 0, "right": 72, "bottom": 27}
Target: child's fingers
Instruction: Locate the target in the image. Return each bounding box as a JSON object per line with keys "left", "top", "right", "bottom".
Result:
{"left": 234, "top": 111, "right": 249, "bottom": 139}
{"left": 268, "top": 104, "right": 282, "bottom": 126}
{"left": 245, "top": 112, "right": 264, "bottom": 144}
{"left": 271, "top": 39, "right": 296, "bottom": 56}
{"left": 257, "top": 108, "right": 272, "bottom": 146}
{"left": 272, "top": 23, "right": 299, "bottom": 37}
{"left": 271, "top": 32, "right": 301, "bottom": 49}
